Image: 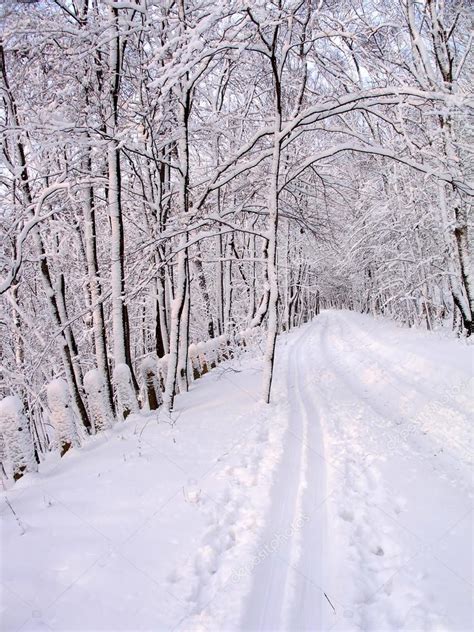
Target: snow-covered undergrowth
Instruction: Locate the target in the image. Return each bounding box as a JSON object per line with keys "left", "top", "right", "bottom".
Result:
{"left": 0, "top": 336, "right": 290, "bottom": 631}
{"left": 0, "top": 396, "right": 37, "bottom": 481}
{"left": 1, "top": 311, "right": 473, "bottom": 631}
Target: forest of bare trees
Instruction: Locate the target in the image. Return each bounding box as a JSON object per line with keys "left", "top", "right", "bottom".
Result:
{"left": 1, "top": 0, "right": 472, "bottom": 466}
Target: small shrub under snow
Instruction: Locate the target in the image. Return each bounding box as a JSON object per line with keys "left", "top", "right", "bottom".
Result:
{"left": 84, "top": 369, "right": 114, "bottom": 431}
{"left": 113, "top": 364, "right": 138, "bottom": 420}
{"left": 47, "top": 379, "right": 81, "bottom": 455}
{"left": 0, "top": 395, "right": 37, "bottom": 480}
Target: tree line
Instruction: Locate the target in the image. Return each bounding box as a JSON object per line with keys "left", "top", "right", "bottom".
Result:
{"left": 0, "top": 0, "right": 472, "bottom": 457}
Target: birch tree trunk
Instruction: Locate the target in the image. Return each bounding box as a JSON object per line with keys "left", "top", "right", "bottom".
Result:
{"left": 193, "top": 246, "right": 214, "bottom": 339}
{"left": 163, "top": 42, "right": 191, "bottom": 408}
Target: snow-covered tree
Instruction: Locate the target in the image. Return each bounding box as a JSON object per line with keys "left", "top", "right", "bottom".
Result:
{"left": 0, "top": 0, "right": 472, "bottom": 458}
{"left": 83, "top": 369, "right": 114, "bottom": 432}
{"left": 46, "top": 379, "right": 81, "bottom": 456}
{"left": 0, "top": 395, "right": 37, "bottom": 480}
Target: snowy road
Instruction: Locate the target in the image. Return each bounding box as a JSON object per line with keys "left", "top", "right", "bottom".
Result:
{"left": 1, "top": 311, "right": 473, "bottom": 631}
{"left": 241, "top": 311, "right": 473, "bottom": 631}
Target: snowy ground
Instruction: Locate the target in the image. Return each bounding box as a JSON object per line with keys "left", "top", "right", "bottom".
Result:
{"left": 1, "top": 310, "right": 473, "bottom": 631}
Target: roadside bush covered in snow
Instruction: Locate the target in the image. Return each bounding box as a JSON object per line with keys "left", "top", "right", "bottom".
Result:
{"left": 47, "top": 379, "right": 81, "bottom": 456}
{"left": 2, "top": 326, "right": 260, "bottom": 481}
{"left": 189, "top": 344, "right": 201, "bottom": 380}
{"left": 113, "top": 364, "right": 139, "bottom": 420}
{"left": 84, "top": 369, "right": 114, "bottom": 432}
{"left": 205, "top": 339, "right": 218, "bottom": 368}
{"left": 218, "top": 334, "right": 230, "bottom": 361}
{"left": 197, "top": 341, "right": 209, "bottom": 375}
{"left": 0, "top": 395, "right": 38, "bottom": 480}
{"left": 158, "top": 354, "right": 168, "bottom": 390}
{"left": 238, "top": 327, "right": 263, "bottom": 352}
{"left": 141, "top": 356, "right": 162, "bottom": 411}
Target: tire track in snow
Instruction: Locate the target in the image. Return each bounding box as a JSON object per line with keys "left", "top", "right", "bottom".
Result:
{"left": 281, "top": 323, "right": 329, "bottom": 631}
{"left": 239, "top": 324, "right": 312, "bottom": 630}
{"left": 240, "top": 323, "right": 332, "bottom": 631}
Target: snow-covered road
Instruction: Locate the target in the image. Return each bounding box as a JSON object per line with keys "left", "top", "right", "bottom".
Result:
{"left": 243, "top": 311, "right": 473, "bottom": 631}
{"left": 1, "top": 311, "right": 472, "bottom": 631}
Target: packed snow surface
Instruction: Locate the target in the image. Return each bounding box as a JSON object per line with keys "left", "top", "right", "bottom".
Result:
{"left": 1, "top": 311, "right": 473, "bottom": 631}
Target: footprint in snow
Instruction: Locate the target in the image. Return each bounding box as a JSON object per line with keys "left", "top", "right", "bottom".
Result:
{"left": 195, "top": 544, "right": 219, "bottom": 576}
{"left": 338, "top": 507, "right": 354, "bottom": 522}
{"left": 393, "top": 496, "right": 407, "bottom": 514}
{"left": 372, "top": 545, "right": 384, "bottom": 556}
{"left": 166, "top": 568, "right": 181, "bottom": 584}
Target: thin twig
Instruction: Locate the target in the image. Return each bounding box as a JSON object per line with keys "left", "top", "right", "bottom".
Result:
{"left": 4, "top": 496, "right": 26, "bottom": 535}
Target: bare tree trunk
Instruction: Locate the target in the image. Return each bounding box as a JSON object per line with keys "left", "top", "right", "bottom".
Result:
{"left": 155, "top": 252, "right": 169, "bottom": 357}
{"left": 56, "top": 273, "right": 83, "bottom": 387}
{"left": 0, "top": 44, "right": 91, "bottom": 432}
{"left": 108, "top": 11, "right": 127, "bottom": 367}
{"left": 250, "top": 239, "right": 270, "bottom": 328}
{"left": 163, "top": 33, "right": 191, "bottom": 408}
{"left": 454, "top": 205, "right": 473, "bottom": 335}
{"left": 216, "top": 232, "right": 225, "bottom": 335}
{"left": 177, "top": 264, "right": 191, "bottom": 392}
{"left": 163, "top": 247, "right": 187, "bottom": 410}
{"left": 82, "top": 153, "right": 114, "bottom": 412}
{"left": 262, "top": 52, "right": 282, "bottom": 404}
{"left": 107, "top": 6, "right": 139, "bottom": 413}
{"left": 247, "top": 229, "right": 257, "bottom": 322}
{"left": 193, "top": 245, "right": 214, "bottom": 339}
{"left": 224, "top": 236, "right": 233, "bottom": 332}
